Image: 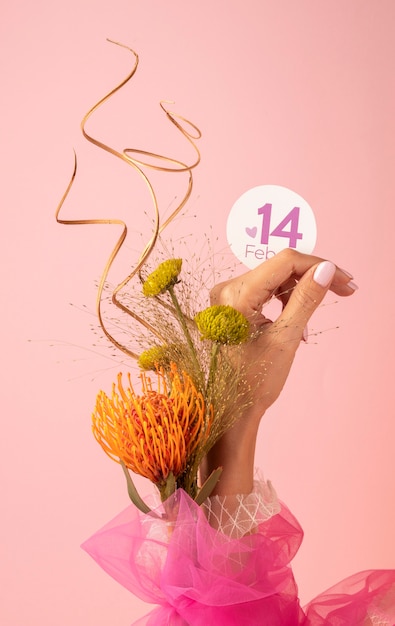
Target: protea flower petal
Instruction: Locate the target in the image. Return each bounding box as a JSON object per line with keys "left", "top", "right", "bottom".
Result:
{"left": 92, "top": 364, "right": 212, "bottom": 495}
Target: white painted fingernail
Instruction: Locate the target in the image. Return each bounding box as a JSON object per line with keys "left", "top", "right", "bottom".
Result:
{"left": 302, "top": 325, "right": 308, "bottom": 342}
{"left": 313, "top": 261, "right": 336, "bottom": 288}
{"left": 347, "top": 280, "right": 359, "bottom": 291}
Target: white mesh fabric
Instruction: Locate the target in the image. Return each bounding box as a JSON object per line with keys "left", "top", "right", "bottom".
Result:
{"left": 202, "top": 479, "right": 280, "bottom": 538}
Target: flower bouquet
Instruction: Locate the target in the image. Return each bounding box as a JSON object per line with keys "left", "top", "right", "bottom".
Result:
{"left": 92, "top": 257, "right": 251, "bottom": 510}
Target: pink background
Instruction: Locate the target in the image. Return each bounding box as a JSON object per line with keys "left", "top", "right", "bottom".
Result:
{"left": 2, "top": 1, "right": 394, "bottom": 624}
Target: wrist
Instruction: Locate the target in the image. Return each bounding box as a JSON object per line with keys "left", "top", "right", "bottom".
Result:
{"left": 201, "top": 416, "right": 261, "bottom": 496}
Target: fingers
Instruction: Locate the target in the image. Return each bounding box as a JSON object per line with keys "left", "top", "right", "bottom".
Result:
{"left": 273, "top": 259, "right": 356, "bottom": 345}
{"left": 211, "top": 249, "right": 357, "bottom": 321}
{"left": 211, "top": 250, "right": 320, "bottom": 312}
{"left": 210, "top": 249, "right": 315, "bottom": 316}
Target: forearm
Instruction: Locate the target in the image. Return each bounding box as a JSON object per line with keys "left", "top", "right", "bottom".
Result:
{"left": 201, "top": 412, "right": 261, "bottom": 496}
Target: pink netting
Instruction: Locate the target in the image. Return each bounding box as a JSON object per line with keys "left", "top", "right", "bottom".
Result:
{"left": 82, "top": 488, "right": 395, "bottom": 625}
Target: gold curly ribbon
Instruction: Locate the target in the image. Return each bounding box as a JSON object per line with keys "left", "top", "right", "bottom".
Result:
{"left": 56, "top": 40, "right": 201, "bottom": 360}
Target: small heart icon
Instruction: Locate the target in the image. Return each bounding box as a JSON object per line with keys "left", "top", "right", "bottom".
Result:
{"left": 246, "top": 226, "right": 257, "bottom": 238}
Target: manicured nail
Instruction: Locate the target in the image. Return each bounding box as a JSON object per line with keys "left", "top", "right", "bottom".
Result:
{"left": 347, "top": 280, "right": 359, "bottom": 291}
{"left": 302, "top": 325, "right": 308, "bottom": 342}
{"left": 313, "top": 261, "right": 336, "bottom": 287}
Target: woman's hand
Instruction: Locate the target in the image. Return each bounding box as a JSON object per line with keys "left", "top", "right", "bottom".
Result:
{"left": 202, "top": 249, "right": 358, "bottom": 495}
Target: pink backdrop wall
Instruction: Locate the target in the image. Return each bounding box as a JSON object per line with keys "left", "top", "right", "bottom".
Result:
{"left": 2, "top": 1, "right": 394, "bottom": 623}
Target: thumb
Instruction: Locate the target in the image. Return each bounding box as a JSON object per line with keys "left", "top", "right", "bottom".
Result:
{"left": 273, "top": 260, "right": 336, "bottom": 343}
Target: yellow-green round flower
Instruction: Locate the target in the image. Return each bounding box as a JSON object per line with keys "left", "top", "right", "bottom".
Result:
{"left": 194, "top": 305, "right": 250, "bottom": 344}
{"left": 138, "top": 345, "right": 171, "bottom": 371}
{"left": 142, "top": 259, "right": 182, "bottom": 297}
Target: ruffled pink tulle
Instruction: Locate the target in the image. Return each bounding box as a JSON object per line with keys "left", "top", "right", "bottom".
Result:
{"left": 82, "top": 490, "right": 395, "bottom": 625}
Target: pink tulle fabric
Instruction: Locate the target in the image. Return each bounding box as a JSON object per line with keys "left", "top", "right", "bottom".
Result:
{"left": 82, "top": 489, "right": 395, "bottom": 625}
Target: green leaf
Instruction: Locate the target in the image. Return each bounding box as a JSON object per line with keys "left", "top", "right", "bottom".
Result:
{"left": 194, "top": 467, "right": 223, "bottom": 506}
{"left": 160, "top": 471, "right": 176, "bottom": 502}
{"left": 120, "top": 461, "right": 158, "bottom": 517}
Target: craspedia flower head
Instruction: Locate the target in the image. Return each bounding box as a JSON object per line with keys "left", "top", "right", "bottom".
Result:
{"left": 194, "top": 305, "right": 250, "bottom": 344}
{"left": 142, "top": 259, "right": 182, "bottom": 297}
{"left": 92, "top": 364, "right": 212, "bottom": 486}
{"left": 137, "top": 345, "right": 171, "bottom": 371}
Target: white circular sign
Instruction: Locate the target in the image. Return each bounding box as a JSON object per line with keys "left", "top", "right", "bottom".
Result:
{"left": 226, "top": 185, "right": 317, "bottom": 269}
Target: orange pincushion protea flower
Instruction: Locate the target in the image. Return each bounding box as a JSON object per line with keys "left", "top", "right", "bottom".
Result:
{"left": 92, "top": 364, "right": 212, "bottom": 490}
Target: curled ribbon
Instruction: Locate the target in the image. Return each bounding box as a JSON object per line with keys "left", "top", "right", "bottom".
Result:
{"left": 56, "top": 40, "right": 202, "bottom": 359}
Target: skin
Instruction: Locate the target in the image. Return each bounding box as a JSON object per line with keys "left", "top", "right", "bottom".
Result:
{"left": 200, "top": 249, "right": 357, "bottom": 496}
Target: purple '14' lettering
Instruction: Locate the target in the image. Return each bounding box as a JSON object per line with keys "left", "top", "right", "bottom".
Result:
{"left": 257, "top": 203, "right": 303, "bottom": 248}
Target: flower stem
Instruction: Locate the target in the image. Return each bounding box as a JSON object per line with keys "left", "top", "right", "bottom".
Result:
{"left": 206, "top": 342, "right": 220, "bottom": 396}
{"left": 168, "top": 285, "right": 203, "bottom": 386}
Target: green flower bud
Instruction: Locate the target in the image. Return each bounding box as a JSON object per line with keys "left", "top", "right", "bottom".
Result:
{"left": 194, "top": 305, "right": 249, "bottom": 345}
{"left": 142, "top": 259, "right": 182, "bottom": 297}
